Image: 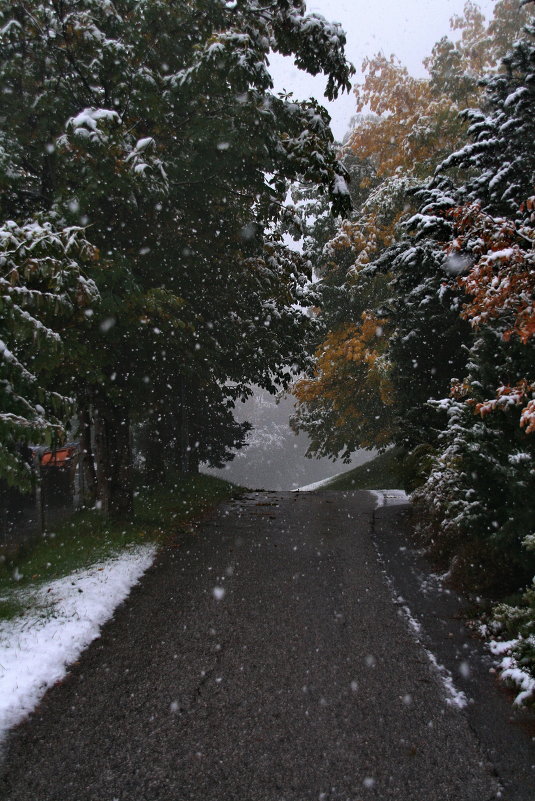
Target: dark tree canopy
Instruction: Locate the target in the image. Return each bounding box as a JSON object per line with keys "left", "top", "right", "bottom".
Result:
{"left": 0, "top": 0, "right": 354, "bottom": 510}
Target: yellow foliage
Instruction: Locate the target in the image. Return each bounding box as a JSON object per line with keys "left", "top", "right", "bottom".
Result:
{"left": 349, "top": 54, "right": 472, "bottom": 181}
{"left": 297, "top": 1, "right": 530, "bottom": 455}
{"left": 293, "top": 313, "right": 394, "bottom": 449}
{"left": 328, "top": 1, "right": 528, "bottom": 271}
{"left": 326, "top": 202, "right": 407, "bottom": 274}
{"left": 346, "top": 0, "right": 529, "bottom": 184}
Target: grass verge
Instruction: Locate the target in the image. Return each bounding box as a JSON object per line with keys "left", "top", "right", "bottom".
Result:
{"left": 323, "top": 449, "right": 403, "bottom": 491}
{"left": 0, "top": 473, "right": 243, "bottom": 620}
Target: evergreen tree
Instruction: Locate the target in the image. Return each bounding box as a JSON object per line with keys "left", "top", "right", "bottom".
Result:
{"left": 292, "top": 0, "right": 530, "bottom": 470}
{"left": 412, "top": 21, "right": 535, "bottom": 592}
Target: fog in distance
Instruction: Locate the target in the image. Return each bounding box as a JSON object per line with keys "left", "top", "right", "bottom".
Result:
{"left": 202, "top": 389, "right": 372, "bottom": 491}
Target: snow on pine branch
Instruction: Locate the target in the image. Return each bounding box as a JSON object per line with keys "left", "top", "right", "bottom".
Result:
{"left": 0, "top": 217, "right": 99, "bottom": 487}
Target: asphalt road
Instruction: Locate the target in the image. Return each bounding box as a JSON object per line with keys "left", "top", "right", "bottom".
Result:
{"left": 0, "top": 490, "right": 520, "bottom": 800}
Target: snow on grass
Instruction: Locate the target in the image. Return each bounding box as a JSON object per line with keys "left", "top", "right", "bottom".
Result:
{"left": 295, "top": 471, "right": 347, "bottom": 491}
{"left": 0, "top": 544, "right": 156, "bottom": 741}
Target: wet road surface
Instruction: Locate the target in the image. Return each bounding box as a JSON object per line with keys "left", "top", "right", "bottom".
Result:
{"left": 0, "top": 491, "right": 509, "bottom": 799}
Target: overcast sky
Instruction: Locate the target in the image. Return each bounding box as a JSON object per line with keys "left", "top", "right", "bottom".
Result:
{"left": 270, "top": 0, "right": 497, "bottom": 140}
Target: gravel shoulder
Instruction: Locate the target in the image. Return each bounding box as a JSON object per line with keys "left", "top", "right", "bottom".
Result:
{"left": 372, "top": 502, "right": 535, "bottom": 801}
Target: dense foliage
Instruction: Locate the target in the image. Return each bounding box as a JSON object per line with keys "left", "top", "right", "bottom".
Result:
{"left": 292, "top": 1, "right": 535, "bottom": 698}
{"left": 410, "top": 23, "right": 535, "bottom": 595}
{"left": 0, "top": 0, "right": 353, "bottom": 513}
{"left": 0, "top": 219, "right": 98, "bottom": 488}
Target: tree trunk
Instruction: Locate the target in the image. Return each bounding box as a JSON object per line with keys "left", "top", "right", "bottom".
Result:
{"left": 33, "top": 450, "right": 44, "bottom": 535}
{"left": 93, "top": 397, "right": 134, "bottom": 519}
{"left": 179, "top": 380, "right": 190, "bottom": 473}
{"left": 79, "top": 406, "right": 97, "bottom": 506}
{"left": 140, "top": 410, "right": 167, "bottom": 485}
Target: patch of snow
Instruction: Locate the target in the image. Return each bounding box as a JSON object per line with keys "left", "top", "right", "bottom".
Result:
{"left": 295, "top": 471, "right": 347, "bottom": 491}
{"left": 488, "top": 638, "right": 535, "bottom": 705}
{"left": 397, "top": 597, "right": 468, "bottom": 708}
{"left": 399, "top": 603, "right": 422, "bottom": 637}
{"left": 488, "top": 638, "right": 520, "bottom": 657}
{"left": 0, "top": 544, "right": 156, "bottom": 741}
{"left": 370, "top": 490, "right": 409, "bottom": 507}
{"left": 133, "top": 136, "right": 154, "bottom": 152}
{"left": 373, "top": 533, "right": 468, "bottom": 710}
{"left": 499, "top": 656, "right": 535, "bottom": 706}
{"left": 332, "top": 173, "right": 349, "bottom": 196}
{"left": 503, "top": 86, "right": 528, "bottom": 108}
{"left": 67, "top": 108, "right": 119, "bottom": 141}
{"left": 424, "top": 648, "right": 469, "bottom": 709}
